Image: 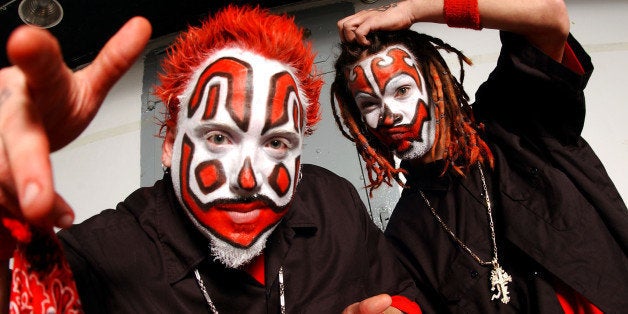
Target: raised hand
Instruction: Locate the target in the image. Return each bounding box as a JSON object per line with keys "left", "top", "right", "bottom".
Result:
{"left": 337, "top": 0, "right": 442, "bottom": 45}
{"left": 0, "top": 17, "right": 151, "bottom": 229}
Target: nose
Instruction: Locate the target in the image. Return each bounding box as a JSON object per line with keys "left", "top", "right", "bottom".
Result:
{"left": 379, "top": 104, "right": 402, "bottom": 127}
{"left": 231, "top": 157, "right": 261, "bottom": 195}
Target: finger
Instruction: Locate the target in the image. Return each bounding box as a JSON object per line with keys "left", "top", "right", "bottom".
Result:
{"left": 338, "top": 11, "right": 370, "bottom": 43}
{"left": 6, "top": 25, "right": 88, "bottom": 155}
{"left": 342, "top": 302, "right": 360, "bottom": 314}
{"left": 0, "top": 135, "right": 18, "bottom": 212}
{"left": 81, "top": 16, "right": 152, "bottom": 99}
{"left": 342, "top": 294, "right": 392, "bottom": 314}
{"left": 52, "top": 192, "right": 74, "bottom": 229}
{"left": 341, "top": 17, "right": 364, "bottom": 44}
{"left": 337, "top": 16, "right": 352, "bottom": 42}
{"left": 339, "top": 17, "right": 357, "bottom": 43}
{"left": 340, "top": 12, "right": 375, "bottom": 45}
{"left": 0, "top": 73, "right": 56, "bottom": 227}
{"left": 6, "top": 25, "right": 72, "bottom": 95}
{"left": 358, "top": 294, "right": 392, "bottom": 313}
{"left": 354, "top": 21, "right": 373, "bottom": 46}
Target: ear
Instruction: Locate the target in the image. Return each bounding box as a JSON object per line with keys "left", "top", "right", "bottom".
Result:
{"left": 161, "top": 128, "right": 175, "bottom": 167}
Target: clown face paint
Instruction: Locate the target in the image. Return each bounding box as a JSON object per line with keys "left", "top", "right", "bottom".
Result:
{"left": 169, "top": 48, "right": 305, "bottom": 268}
{"left": 346, "top": 44, "right": 436, "bottom": 160}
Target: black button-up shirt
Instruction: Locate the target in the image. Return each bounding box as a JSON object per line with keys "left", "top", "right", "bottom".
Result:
{"left": 59, "top": 164, "right": 421, "bottom": 313}
{"left": 385, "top": 32, "right": 628, "bottom": 313}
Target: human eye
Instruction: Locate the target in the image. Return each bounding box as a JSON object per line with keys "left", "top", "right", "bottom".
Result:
{"left": 206, "top": 131, "right": 232, "bottom": 150}
{"left": 356, "top": 98, "right": 380, "bottom": 114}
{"left": 395, "top": 85, "right": 411, "bottom": 98}
{"left": 264, "top": 135, "right": 296, "bottom": 159}
{"left": 268, "top": 139, "right": 288, "bottom": 150}
{"left": 359, "top": 101, "right": 377, "bottom": 110}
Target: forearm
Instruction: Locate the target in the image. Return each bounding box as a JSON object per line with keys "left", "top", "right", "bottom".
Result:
{"left": 405, "top": 0, "right": 570, "bottom": 61}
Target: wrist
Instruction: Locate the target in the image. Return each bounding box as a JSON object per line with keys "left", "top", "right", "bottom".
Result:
{"left": 407, "top": 0, "right": 446, "bottom": 24}
{"left": 443, "top": 0, "right": 482, "bottom": 30}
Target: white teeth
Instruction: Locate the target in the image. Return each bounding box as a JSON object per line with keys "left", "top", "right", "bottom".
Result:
{"left": 227, "top": 209, "right": 261, "bottom": 224}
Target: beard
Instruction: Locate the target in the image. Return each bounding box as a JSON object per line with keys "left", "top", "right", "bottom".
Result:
{"left": 206, "top": 222, "right": 279, "bottom": 269}
{"left": 394, "top": 117, "right": 436, "bottom": 160}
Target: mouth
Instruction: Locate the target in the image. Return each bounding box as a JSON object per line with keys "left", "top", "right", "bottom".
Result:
{"left": 375, "top": 128, "right": 412, "bottom": 146}
{"left": 214, "top": 200, "right": 269, "bottom": 224}
{"left": 215, "top": 200, "right": 268, "bottom": 212}
{"left": 225, "top": 210, "right": 261, "bottom": 224}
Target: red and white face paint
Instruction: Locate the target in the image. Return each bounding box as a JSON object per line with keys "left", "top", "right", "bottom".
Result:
{"left": 346, "top": 45, "right": 435, "bottom": 160}
{"left": 170, "top": 48, "right": 305, "bottom": 267}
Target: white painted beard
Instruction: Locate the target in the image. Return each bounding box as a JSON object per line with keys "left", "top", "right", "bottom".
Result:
{"left": 394, "top": 112, "right": 436, "bottom": 161}
{"left": 207, "top": 224, "right": 279, "bottom": 269}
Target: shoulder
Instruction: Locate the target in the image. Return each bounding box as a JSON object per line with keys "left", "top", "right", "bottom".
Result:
{"left": 291, "top": 164, "right": 368, "bottom": 222}
{"left": 58, "top": 182, "right": 166, "bottom": 255}
{"left": 298, "top": 164, "right": 360, "bottom": 196}
{"left": 300, "top": 163, "right": 343, "bottom": 178}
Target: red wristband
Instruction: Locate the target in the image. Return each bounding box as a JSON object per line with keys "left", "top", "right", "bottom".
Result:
{"left": 443, "top": 0, "right": 482, "bottom": 30}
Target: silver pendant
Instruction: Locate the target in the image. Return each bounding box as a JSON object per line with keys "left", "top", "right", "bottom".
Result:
{"left": 490, "top": 264, "right": 512, "bottom": 304}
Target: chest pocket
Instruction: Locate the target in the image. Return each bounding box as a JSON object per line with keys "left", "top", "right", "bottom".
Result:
{"left": 498, "top": 153, "right": 586, "bottom": 231}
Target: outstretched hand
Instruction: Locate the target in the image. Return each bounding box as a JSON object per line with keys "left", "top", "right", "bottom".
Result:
{"left": 342, "top": 294, "right": 403, "bottom": 314}
{"left": 0, "top": 17, "right": 151, "bottom": 230}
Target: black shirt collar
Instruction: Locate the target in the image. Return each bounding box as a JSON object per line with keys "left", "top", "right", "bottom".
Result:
{"left": 150, "top": 173, "right": 318, "bottom": 285}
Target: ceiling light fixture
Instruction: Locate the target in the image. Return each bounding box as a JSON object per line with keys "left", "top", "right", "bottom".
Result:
{"left": 18, "top": 0, "right": 63, "bottom": 28}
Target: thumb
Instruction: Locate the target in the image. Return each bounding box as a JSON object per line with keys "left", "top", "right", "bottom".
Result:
{"left": 343, "top": 294, "right": 393, "bottom": 314}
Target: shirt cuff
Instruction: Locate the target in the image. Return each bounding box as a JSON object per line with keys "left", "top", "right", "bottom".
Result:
{"left": 562, "top": 42, "right": 585, "bottom": 75}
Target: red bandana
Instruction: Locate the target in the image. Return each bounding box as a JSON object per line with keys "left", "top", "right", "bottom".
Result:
{"left": 2, "top": 217, "right": 83, "bottom": 314}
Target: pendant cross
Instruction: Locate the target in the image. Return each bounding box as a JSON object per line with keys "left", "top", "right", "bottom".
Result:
{"left": 490, "top": 264, "right": 512, "bottom": 304}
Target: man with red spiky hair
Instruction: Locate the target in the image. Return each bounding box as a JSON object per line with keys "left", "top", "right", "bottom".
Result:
{"left": 0, "top": 5, "right": 424, "bottom": 314}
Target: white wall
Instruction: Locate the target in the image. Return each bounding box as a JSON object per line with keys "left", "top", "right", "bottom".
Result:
{"left": 51, "top": 0, "right": 628, "bottom": 223}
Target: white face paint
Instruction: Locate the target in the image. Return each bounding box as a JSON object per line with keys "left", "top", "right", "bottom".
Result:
{"left": 346, "top": 44, "right": 436, "bottom": 160}
{"left": 170, "top": 48, "right": 306, "bottom": 268}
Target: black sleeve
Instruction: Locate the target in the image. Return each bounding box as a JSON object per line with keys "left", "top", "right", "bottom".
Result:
{"left": 58, "top": 229, "right": 108, "bottom": 314}
{"left": 473, "top": 31, "right": 593, "bottom": 145}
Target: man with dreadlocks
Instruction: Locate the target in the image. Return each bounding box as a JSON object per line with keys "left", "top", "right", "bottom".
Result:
{"left": 0, "top": 5, "right": 425, "bottom": 314}
{"left": 332, "top": 0, "right": 628, "bottom": 313}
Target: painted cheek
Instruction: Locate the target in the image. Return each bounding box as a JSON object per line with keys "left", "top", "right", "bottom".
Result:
{"left": 195, "top": 159, "right": 226, "bottom": 194}
{"left": 409, "top": 99, "right": 430, "bottom": 134}
{"left": 269, "top": 163, "right": 292, "bottom": 197}
{"left": 180, "top": 135, "right": 226, "bottom": 211}
{"left": 364, "top": 111, "right": 380, "bottom": 129}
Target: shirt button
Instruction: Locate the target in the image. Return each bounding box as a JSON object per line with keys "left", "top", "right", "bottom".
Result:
{"left": 470, "top": 270, "right": 479, "bottom": 278}
{"left": 528, "top": 167, "right": 540, "bottom": 176}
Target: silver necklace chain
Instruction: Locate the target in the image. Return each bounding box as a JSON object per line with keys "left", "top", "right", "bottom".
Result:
{"left": 418, "top": 162, "right": 512, "bottom": 304}
{"left": 194, "top": 266, "right": 286, "bottom": 313}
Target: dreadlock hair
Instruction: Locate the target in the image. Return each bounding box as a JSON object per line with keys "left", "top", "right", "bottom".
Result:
{"left": 155, "top": 5, "right": 323, "bottom": 137}
{"left": 330, "top": 29, "right": 493, "bottom": 194}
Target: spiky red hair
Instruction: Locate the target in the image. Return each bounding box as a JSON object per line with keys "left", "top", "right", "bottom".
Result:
{"left": 155, "top": 5, "right": 323, "bottom": 136}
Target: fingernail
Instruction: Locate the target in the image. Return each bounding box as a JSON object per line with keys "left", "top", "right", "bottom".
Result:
{"left": 21, "top": 182, "right": 40, "bottom": 208}
{"left": 56, "top": 214, "right": 74, "bottom": 229}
